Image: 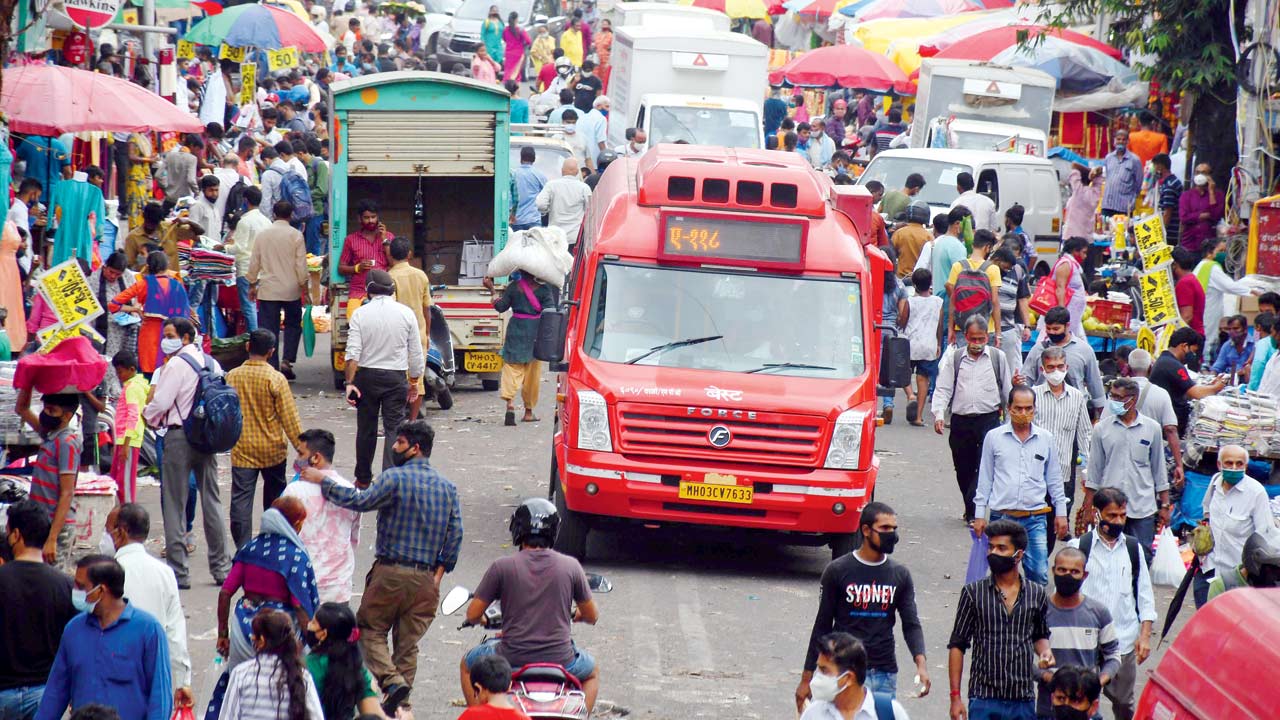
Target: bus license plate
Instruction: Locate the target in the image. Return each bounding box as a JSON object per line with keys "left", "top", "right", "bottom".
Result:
{"left": 678, "top": 481, "right": 753, "bottom": 504}
{"left": 464, "top": 352, "right": 503, "bottom": 373}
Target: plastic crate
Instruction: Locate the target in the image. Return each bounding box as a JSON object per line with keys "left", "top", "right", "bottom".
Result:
{"left": 1088, "top": 298, "right": 1133, "bottom": 326}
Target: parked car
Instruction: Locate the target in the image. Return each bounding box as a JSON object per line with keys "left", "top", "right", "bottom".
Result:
{"left": 436, "top": 0, "right": 564, "bottom": 72}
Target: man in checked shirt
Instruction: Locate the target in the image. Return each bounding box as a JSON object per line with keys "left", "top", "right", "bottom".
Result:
{"left": 299, "top": 419, "right": 463, "bottom": 716}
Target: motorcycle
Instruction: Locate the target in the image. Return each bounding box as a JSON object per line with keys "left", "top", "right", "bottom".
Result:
{"left": 425, "top": 304, "right": 457, "bottom": 410}
{"left": 441, "top": 574, "right": 613, "bottom": 720}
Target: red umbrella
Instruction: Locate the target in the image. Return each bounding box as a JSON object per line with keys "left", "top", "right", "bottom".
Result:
{"left": 0, "top": 65, "right": 205, "bottom": 136}
{"left": 769, "top": 45, "right": 915, "bottom": 94}
{"left": 922, "top": 24, "right": 1123, "bottom": 61}
{"left": 790, "top": 0, "right": 843, "bottom": 18}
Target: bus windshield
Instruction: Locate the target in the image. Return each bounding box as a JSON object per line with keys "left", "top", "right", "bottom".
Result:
{"left": 583, "top": 263, "right": 865, "bottom": 379}
{"left": 648, "top": 106, "right": 760, "bottom": 149}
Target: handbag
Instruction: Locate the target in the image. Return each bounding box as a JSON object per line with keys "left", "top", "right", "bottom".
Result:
{"left": 965, "top": 529, "right": 990, "bottom": 584}
{"left": 1029, "top": 257, "right": 1076, "bottom": 315}
{"left": 302, "top": 305, "right": 316, "bottom": 358}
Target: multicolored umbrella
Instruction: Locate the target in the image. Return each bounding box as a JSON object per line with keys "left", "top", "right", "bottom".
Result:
{"left": 783, "top": 0, "right": 844, "bottom": 18}
{"left": 990, "top": 36, "right": 1136, "bottom": 93}
{"left": 183, "top": 2, "right": 329, "bottom": 51}
{"left": 839, "top": 0, "right": 1009, "bottom": 22}
{"left": 768, "top": 45, "right": 915, "bottom": 93}
{"left": 922, "top": 24, "right": 1123, "bottom": 61}
{"left": 0, "top": 64, "right": 205, "bottom": 135}
{"left": 677, "top": 0, "right": 766, "bottom": 19}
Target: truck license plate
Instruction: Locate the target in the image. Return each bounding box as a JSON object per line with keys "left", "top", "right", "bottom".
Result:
{"left": 678, "top": 480, "right": 753, "bottom": 504}
{"left": 464, "top": 352, "right": 503, "bottom": 373}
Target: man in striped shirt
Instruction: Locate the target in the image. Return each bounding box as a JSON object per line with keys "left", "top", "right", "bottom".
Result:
{"left": 1037, "top": 548, "right": 1121, "bottom": 717}
{"left": 28, "top": 393, "right": 83, "bottom": 570}
{"left": 948, "top": 519, "right": 1054, "bottom": 720}
{"left": 1031, "top": 347, "right": 1092, "bottom": 528}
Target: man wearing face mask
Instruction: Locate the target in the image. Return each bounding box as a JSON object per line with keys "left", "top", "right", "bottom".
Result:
{"left": 300, "top": 420, "right": 462, "bottom": 714}
{"left": 103, "top": 505, "right": 192, "bottom": 711}
{"left": 1209, "top": 314, "right": 1254, "bottom": 382}
{"left": 24, "top": 393, "right": 83, "bottom": 570}
{"left": 948, "top": 520, "right": 1054, "bottom": 720}
{"left": 1079, "top": 379, "right": 1168, "bottom": 554}
{"left": 1031, "top": 347, "right": 1091, "bottom": 533}
{"left": 800, "top": 633, "right": 910, "bottom": 720}
{"left": 1099, "top": 129, "right": 1143, "bottom": 218}
{"left": 797, "top": 503, "right": 929, "bottom": 709}
{"left": 1047, "top": 666, "right": 1103, "bottom": 720}
{"left": 1124, "top": 350, "right": 1184, "bottom": 487}
{"left": 1077, "top": 488, "right": 1156, "bottom": 720}
{"left": 34, "top": 556, "right": 172, "bottom": 720}
{"left": 1149, "top": 327, "right": 1224, "bottom": 436}
{"left": 1019, "top": 306, "right": 1105, "bottom": 418}
{"left": 1037, "top": 549, "right": 1120, "bottom": 718}
{"left": 0, "top": 500, "right": 76, "bottom": 720}
{"left": 1202, "top": 444, "right": 1280, "bottom": 586}
{"left": 1177, "top": 164, "right": 1225, "bottom": 254}
{"left": 1194, "top": 239, "right": 1260, "bottom": 358}
{"left": 972, "top": 385, "right": 1068, "bottom": 586}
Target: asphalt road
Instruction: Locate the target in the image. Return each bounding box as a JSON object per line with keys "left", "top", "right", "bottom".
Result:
{"left": 138, "top": 346, "right": 1191, "bottom": 720}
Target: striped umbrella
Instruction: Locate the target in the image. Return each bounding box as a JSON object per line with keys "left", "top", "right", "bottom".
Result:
{"left": 183, "top": 2, "right": 329, "bottom": 51}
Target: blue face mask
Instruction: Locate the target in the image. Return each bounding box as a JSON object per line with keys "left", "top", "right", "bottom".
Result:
{"left": 1108, "top": 399, "right": 1128, "bottom": 416}
{"left": 599, "top": 109, "right": 608, "bottom": 118}
{"left": 72, "top": 587, "right": 99, "bottom": 614}
{"left": 1222, "top": 468, "right": 1246, "bottom": 484}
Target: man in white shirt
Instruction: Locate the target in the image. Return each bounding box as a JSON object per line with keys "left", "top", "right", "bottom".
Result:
{"left": 615, "top": 127, "right": 647, "bottom": 158}
{"left": 344, "top": 270, "right": 425, "bottom": 487}
{"left": 575, "top": 96, "right": 610, "bottom": 172}
{"left": 1126, "top": 349, "right": 1184, "bottom": 485}
{"left": 259, "top": 147, "right": 289, "bottom": 213}
{"left": 213, "top": 155, "right": 246, "bottom": 224}
{"left": 8, "top": 177, "right": 42, "bottom": 233}
{"left": 104, "top": 504, "right": 192, "bottom": 706}
{"left": 536, "top": 157, "right": 593, "bottom": 245}
{"left": 185, "top": 174, "right": 223, "bottom": 243}
{"left": 559, "top": 110, "right": 592, "bottom": 170}
{"left": 226, "top": 186, "right": 270, "bottom": 332}
{"left": 1079, "top": 487, "right": 1157, "bottom": 720}
{"left": 282, "top": 429, "right": 360, "bottom": 603}
{"left": 949, "top": 171, "right": 999, "bottom": 233}
{"left": 1203, "top": 444, "right": 1280, "bottom": 581}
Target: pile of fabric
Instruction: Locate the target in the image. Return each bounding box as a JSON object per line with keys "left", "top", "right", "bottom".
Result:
{"left": 188, "top": 248, "right": 237, "bottom": 283}
{"left": 1189, "top": 391, "right": 1280, "bottom": 456}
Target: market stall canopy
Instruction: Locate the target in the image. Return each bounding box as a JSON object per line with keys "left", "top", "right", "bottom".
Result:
{"left": 0, "top": 64, "right": 205, "bottom": 135}
{"left": 839, "top": 10, "right": 1010, "bottom": 73}
{"left": 678, "top": 0, "right": 767, "bottom": 19}
{"left": 839, "top": 0, "right": 1010, "bottom": 23}
{"left": 768, "top": 44, "right": 914, "bottom": 93}
{"left": 923, "top": 24, "right": 1123, "bottom": 61}
{"left": 184, "top": 2, "right": 330, "bottom": 51}
{"left": 990, "top": 35, "right": 1136, "bottom": 93}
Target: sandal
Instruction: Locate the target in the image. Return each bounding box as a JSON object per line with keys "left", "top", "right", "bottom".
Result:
{"left": 504, "top": 410, "right": 517, "bottom": 426}
{"left": 523, "top": 414, "right": 541, "bottom": 423}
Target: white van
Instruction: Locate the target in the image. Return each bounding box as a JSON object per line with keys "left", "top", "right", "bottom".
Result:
{"left": 607, "top": 1, "right": 732, "bottom": 32}
{"left": 858, "top": 148, "right": 1063, "bottom": 272}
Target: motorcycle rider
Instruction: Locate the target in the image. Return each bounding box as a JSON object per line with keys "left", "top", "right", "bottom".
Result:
{"left": 460, "top": 498, "right": 601, "bottom": 712}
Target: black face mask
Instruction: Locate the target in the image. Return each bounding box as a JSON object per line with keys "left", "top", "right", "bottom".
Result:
{"left": 38, "top": 411, "right": 62, "bottom": 433}
{"left": 1184, "top": 350, "right": 1201, "bottom": 371}
{"left": 1053, "top": 574, "right": 1084, "bottom": 597}
{"left": 302, "top": 630, "right": 321, "bottom": 648}
{"left": 390, "top": 448, "right": 416, "bottom": 467}
{"left": 873, "top": 529, "right": 899, "bottom": 554}
{"left": 1047, "top": 331, "right": 1067, "bottom": 345}
{"left": 1098, "top": 520, "right": 1124, "bottom": 540}
{"left": 987, "top": 552, "right": 1018, "bottom": 575}
{"left": 1052, "top": 704, "right": 1091, "bottom": 720}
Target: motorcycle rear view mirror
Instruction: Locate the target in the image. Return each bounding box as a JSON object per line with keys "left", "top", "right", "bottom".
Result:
{"left": 586, "top": 573, "right": 612, "bottom": 593}
{"left": 441, "top": 586, "right": 471, "bottom": 615}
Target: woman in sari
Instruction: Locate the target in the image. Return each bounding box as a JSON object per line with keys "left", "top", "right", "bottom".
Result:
{"left": 502, "top": 12, "right": 531, "bottom": 82}
{"left": 109, "top": 251, "right": 190, "bottom": 374}
{"left": 208, "top": 497, "right": 319, "bottom": 720}
{"left": 126, "top": 132, "right": 157, "bottom": 230}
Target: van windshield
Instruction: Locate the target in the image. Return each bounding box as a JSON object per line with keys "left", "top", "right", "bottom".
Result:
{"left": 649, "top": 106, "right": 760, "bottom": 149}
{"left": 455, "top": 0, "right": 531, "bottom": 19}
{"left": 858, "top": 157, "right": 970, "bottom": 207}
{"left": 583, "top": 263, "right": 865, "bottom": 379}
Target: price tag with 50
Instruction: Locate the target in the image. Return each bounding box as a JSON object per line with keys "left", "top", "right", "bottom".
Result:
{"left": 219, "top": 43, "right": 246, "bottom": 62}
{"left": 176, "top": 39, "right": 195, "bottom": 60}
{"left": 267, "top": 47, "right": 299, "bottom": 71}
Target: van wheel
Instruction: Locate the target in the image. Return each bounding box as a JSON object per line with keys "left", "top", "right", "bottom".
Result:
{"left": 829, "top": 533, "right": 858, "bottom": 560}
{"left": 482, "top": 379, "right": 500, "bottom": 391}
{"left": 554, "top": 487, "right": 589, "bottom": 560}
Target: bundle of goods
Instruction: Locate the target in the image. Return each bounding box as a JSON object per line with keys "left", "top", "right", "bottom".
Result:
{"left": 1188, "top": 390, "right": 1280, "bottom": 456}
{"left": 486, "top": 226, "right": 574, "bottom": 288}
{"left": 188, "top": 248, "right": 236, "bottom": 283}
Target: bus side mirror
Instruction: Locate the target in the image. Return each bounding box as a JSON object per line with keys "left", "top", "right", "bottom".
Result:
{"left": 534, "top": 308, "right": 568, "bottom": 364}
{"left": 879, "top": 334, "right": 911, "bottom": 389}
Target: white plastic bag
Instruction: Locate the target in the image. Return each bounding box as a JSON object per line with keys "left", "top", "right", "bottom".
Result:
{"left": 1150, "top": 526, "right": 1186, "bottom": 587}
{"left": 486, "top": 226, "right": 574, "bottom": 288}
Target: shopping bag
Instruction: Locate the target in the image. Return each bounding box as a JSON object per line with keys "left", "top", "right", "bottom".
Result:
{"left": 302, "top": 305, "right": 315, "bottom": 358}
{"left": 170, "top": 705, "right": 195, "bottom": 720}
{"left": 965, "top": 529, "right": 989, "bottom": 584}
{"left": 1029, "top": 257, "right": 1076, "bottom": 315}
{"left": 1151, "top": 526, "right": 1185, "bottom": 587}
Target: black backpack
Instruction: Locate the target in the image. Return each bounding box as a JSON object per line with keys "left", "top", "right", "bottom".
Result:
{"left": 178, "top": 353, "right": 242, "bottom": 454}
{"left": 1080, "top": 530, "right": 1142, "bottom": 615}
{"left": 223, "top": 180, "right": 252, "bottom": 231}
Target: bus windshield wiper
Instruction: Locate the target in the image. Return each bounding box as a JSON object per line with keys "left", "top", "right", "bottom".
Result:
{"left": 625, "top": 335, "right": 723, "bottom": 365}
{"left": 745, "top": 362, "right": 837, "bottom": 374}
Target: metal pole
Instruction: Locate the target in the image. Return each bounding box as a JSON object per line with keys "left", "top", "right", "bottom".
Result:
{"left": 104, "top": 23, "right": 178, "bottom": 36}
{"left": 141, "top": 0, "right": 158, "bottom": 62}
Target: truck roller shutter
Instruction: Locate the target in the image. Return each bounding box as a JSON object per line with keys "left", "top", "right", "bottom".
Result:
{"left": 345, "top": 111, "right": 497, "bottom": 176}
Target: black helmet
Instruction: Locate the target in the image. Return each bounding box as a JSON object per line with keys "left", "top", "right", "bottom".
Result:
{"left": 510, "top": 497, "right": 560, "bottom": 546}
{"left": 596, "top": 150, "right": 617, "bottom": 172}
{"left": 1244, "top": 532, "right": 1280, "bottom": 586}
{"left": 906, "top": 199, "right": 931, "bottom": 225}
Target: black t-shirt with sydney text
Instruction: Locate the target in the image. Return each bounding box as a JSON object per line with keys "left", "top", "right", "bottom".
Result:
{"left": 0, "top": 560, "right": 76, "bottom": 689}
{"left": 803, "top": 552, "right": 926, "bottom": 673}
{"left": 573, "top": 74, "right": 603, "bottom": 113}
{"left": 1150, "top": 350, "right": 1196, "bottom": 434}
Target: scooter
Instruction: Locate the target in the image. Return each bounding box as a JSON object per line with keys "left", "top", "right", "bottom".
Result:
{"left": 441, "top": 575, "right": 613, "bottom": 720}
{"left": 425, "top": 304, "right": 457, "bottom": 410}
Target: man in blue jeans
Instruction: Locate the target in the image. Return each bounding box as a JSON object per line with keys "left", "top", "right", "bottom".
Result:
{"left": 971, "top": 384, "right": 1068, "bottom": 586}
{"left": 0, "top": 500, "right": 77, "bottom": 719}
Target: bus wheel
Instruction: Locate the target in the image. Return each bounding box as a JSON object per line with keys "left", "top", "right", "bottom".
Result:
{"left": 829, "top": 533, "right": 858, "bottom": 560}
{"left": 554, "top": 488, "right": 589, "bottom": 560}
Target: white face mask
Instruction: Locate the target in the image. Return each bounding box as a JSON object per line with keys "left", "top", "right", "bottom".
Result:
{"left": 1193, "top": 173, "right": 1209, "bottom": 187}
{"left": 563, "top": 125, "right": 576, "bottom": 134}
{"left": 1046, "top": 369, "right": 1067, "bottom": 386}
{"left": 99, "top": 529, "right": 117, "bottom": 556}
{"left": 160, "top": 337, "right": 184, "bottom": 356}
{"left": 810, "top": 670, "right": 849, "bottom": 703}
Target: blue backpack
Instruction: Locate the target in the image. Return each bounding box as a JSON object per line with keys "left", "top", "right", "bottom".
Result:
{"left": 179, "top": 353, "right": 242, "bottom": 454}
{"left": 269, "top": 167, "right": 314, "bottom": 223}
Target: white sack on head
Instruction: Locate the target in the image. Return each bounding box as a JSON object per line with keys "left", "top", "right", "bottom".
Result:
{"left": 486, "top": 226, "right": 574, "bottom": 288}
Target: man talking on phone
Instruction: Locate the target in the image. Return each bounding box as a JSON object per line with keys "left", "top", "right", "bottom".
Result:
{"left": 339, "top": 198, "right": 393, "bottom": 318}
{"left": 345, "top": 269, "right": 425, "bottom": 489}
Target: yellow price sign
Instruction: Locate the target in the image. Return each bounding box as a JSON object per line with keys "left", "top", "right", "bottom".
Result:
{"left": 1139, "top": 266, "right": 1179, "bottom": 328}
{"left": 37, "top": 259, "right": 103, "bottom": 328}
{"left": 239, "top": 62, "right": 256, "bottom": 106}
{"left": 176, "top": 39, "right": 196, "bottom": 60}
{"left": 1135, "top": 325, "right": 1157, "bottom": 355}
{"left": 1132, "top": 214, "right": 1172, "bottom": 269}
{"left": 219, "top": 43, "right": 246, "bottom": 62}
{"left": 36, "top": 322, "right": 104, "bottom": 354}
{"left": 267, "top": 46, "right": 299, "bottom": 71}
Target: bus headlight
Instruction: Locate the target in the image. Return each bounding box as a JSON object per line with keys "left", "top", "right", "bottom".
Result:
{"left": 824, "top": 409, "right": 868, "bottom": 470}
{"left": 576, "top": 390, "right": 613, "bottom": 452}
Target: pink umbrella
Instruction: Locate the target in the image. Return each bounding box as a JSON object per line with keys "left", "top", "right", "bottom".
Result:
{"left": 0, "top": 64, "right": 205, "bottom": 136}
{"left": 769, "top": 45, "right": 915, "bottom": 93}
{"left": 922, "top": 24, "right": 1124, "bottom": 61}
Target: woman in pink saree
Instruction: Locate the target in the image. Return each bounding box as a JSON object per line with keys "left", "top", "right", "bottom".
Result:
{"left": 502, "top": 11, "right": 532, "bottom": 82}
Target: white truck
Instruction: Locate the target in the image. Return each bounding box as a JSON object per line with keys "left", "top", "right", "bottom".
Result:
{"left": 910, "top": 59, "right": 1056, "bottom": 157}
{"left": 608, "top": 25, "right": 769, "bottom": 150}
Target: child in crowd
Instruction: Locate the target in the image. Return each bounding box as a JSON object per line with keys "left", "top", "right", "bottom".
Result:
{"left": 459, "top": 654, "right": 528, "bottom": 719}
{"left": 29, "top": 393, "right": 83, "bottom": 570}
{"left": 111, "top": 350, "right": 150, "bottom": 503}
{"left": 904, "top": 268, "right": 943, "bottom": 426}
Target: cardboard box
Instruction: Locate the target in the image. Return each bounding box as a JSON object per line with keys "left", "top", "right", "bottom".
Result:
{"left": 1240, "top": 295, "right": 1261, "bottom": 323}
